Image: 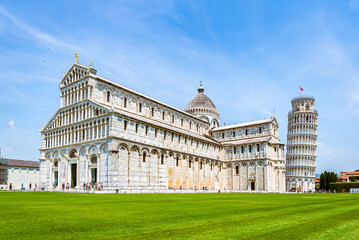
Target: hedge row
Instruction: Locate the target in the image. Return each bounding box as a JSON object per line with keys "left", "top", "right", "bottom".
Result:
{"left": 329, "top": 182, "right": 359, "bottom": 192}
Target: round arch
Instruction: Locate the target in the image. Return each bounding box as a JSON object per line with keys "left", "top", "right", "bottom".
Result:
{"left": 100, "top": 143, "right": 108, "bottom": 154}
{"left": 130, "top": 145, "right": 140, "bottom": 153}
{"left": 68, "top": 148, "right": 78, "bottom": 158}
{"left": 118, "top": 143, "right": 130, "bottom": 152}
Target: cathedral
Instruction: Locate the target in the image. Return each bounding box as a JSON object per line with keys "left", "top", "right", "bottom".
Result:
{"left": 39, "top": 55, "right": 286, "bottom": 193}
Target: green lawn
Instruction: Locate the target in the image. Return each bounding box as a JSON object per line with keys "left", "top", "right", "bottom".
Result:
{"left": 0, "top": 192, "right": 359, "bottom": 239}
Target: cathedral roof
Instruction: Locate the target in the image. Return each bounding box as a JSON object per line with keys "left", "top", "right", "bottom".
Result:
{"left": 211, "top": 118, "right": 277, "bottom": 132}
{"left": 109, "top": 105, "right": 219, "bottom": 144}
{"left": 221, "top": 136, "right": 284, "bottom": 146}
{"left": 185, "top": 83, "right": 216, "bottom": 110}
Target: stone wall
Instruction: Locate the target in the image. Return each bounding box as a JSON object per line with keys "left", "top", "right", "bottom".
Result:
{"left": 7, "top": 167, "right": 39, "bottom": 190}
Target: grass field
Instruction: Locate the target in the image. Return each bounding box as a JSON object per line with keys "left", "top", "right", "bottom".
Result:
{"left": 0, "top": 192, "right": 359, "bottom": 239}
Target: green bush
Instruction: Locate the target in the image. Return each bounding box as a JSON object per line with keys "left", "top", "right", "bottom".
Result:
{"left": 329, "top": 182, "right": 359, "bottom": 192}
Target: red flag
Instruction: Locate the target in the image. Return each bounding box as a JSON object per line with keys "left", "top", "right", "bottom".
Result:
{"left": 300, "top": 86, "right": 303, "bottom": 91}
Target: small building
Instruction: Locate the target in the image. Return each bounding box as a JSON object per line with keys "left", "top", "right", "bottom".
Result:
{"left": 338, "top": 171, "right": 359, "bottom": 182}
{"left": 0, "top": 158, "right": 40, "bottom": 190}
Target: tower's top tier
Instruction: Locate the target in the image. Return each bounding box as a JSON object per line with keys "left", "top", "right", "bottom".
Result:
{"left": 290, "top": 95, "right": 316, "bottom": 113}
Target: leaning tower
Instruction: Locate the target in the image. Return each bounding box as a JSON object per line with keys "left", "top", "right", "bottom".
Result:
{"left": 286, "top": 96, "right": 318, "bottom": 192}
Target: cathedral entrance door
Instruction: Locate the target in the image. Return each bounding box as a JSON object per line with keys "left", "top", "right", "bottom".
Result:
{"left": 71, "top": 164, "right": 77, "bottom": 188}
{"left": 251, "top": 181, "right": 255, "bottom": 191}
{"left": 91, "top": 168, "right": 97, "bottom": 187}
{"left": 54, "top": 171, "right": 58, "bottom": 187}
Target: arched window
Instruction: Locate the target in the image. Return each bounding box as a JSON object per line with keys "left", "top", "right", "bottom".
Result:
{"left": 172, "top": 115, "right": 175, "bottom": 123}
{"left": 161, "top": 154, "right": 164, "bottom": 165}
{"left": 139, "top": 103, "right": 142, "bottom": 113}
{"left": 189, "top": 122, "right": 192, "bottom": 129}
{"left": 189, "top": 161, "right": 191, "bottom": 168}
{"left": 241, "top": 146, "right": 244, "bottom": 153}
{"left": 233, "top": 147, "right": 237, "bottom": 154}
{"left": 135, "top": 123, "right": 138, "bottom": 133}
{"left": 257, "top": 144, "right": 260, "bottom": 152}
{"left": 124, "top": 97, "right": 127, "bottom": 108}
{"left": 54, "top": 161, "right": 58, "bottom": 167}
{"left": 233, "top": 131, "right": 235, "bottom": 137}
{"left": 200, "top": 161, "right": 203, "bottom": 170}
{"left": 143, "top": 152, "right": 146, "bottom": 162}
{"left": 245, "top": 129, "right": 248, "bottom": 136}
{"left": 91, "top": 155, "right": 97, "bottom": 164}
{"left": 181, "top": 119, "right": 183, "bottom": 127}
{"left": 222, "top": 133, "right": 225, "bottom": 139}
{"left": 145, "top": 126, "right": 148, "bottom": 135}
{"left": 249, "top": 145, "right": 252, "bottom": 153}
{"left": 69, "top": 149, "right": 77, "bottom": 158}
{"left": 176, "top": 157, "right": 179, "bottom": 167}
{"left": 236, "top": 166, "right": 239, "bottom": 175}
{"left": 106, "top": 91, "right": 110, "bottom": 102}
{"left": 151, "top": 107, "right": 154, "bottom": 117}
{"left": 259, "top": 127, "right": 262, "bottom": 134}
{"left": 162, "top": 112, "right": 165, "bottom": 120}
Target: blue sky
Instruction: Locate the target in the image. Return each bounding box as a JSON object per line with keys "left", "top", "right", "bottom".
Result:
{"left": 0, "top": 0, "right": 358, "bottom": 174}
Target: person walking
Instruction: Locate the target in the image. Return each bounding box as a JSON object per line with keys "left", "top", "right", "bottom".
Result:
{"left": 21, "top": 183, "right": 24, "bottom": 191}
{"left": 9, "top": 183, "right": 12, "bottom": 192}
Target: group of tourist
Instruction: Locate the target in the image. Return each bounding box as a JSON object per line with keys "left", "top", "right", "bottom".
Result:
{"left": 8, "top": 183, "right": 37, "bottom": 191}
{"left": 174, "top": 186, "right": 209, "bottom": 191}
{"left": 51, "top": 182, "right": 104, "bottom": 192}
{"left": 59, "top": 183, "right": 70, "bottom": 191}
{"left": 317, "top": 189, "right": 347, "bottom": 193}
{"left": 83, "top": 182, "right": 103, "bottom": 192}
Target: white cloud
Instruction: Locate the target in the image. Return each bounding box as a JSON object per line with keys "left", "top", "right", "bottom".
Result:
{"left": 0, "top": 5, "right": 82, "bottom": 52}
{"left": 8, "top": 120, "right": 14, "bottom": 128}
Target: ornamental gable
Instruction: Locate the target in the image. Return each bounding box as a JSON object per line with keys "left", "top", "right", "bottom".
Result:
{"left": 43, "top": 100, "right": 110, "bottom": 131}
{"left": 59, "top": 63, "right": 91, "bottom": 88}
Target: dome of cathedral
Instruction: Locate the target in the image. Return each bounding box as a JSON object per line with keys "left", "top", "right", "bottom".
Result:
{"left": 184, "top": 83, "right": 220, "bottom": 127}
{"left": 185, "top": 84, "right": 216, "bottom": 110}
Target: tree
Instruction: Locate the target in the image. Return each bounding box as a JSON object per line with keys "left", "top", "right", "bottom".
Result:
{"left": 350, "top": 176, "right": 357, "bottom": 182}
{"left": 319, "top": 173, "right": 324, "bottom": 189}
{"left": 319, "top": 171, "right": 338, "bottom": 190}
